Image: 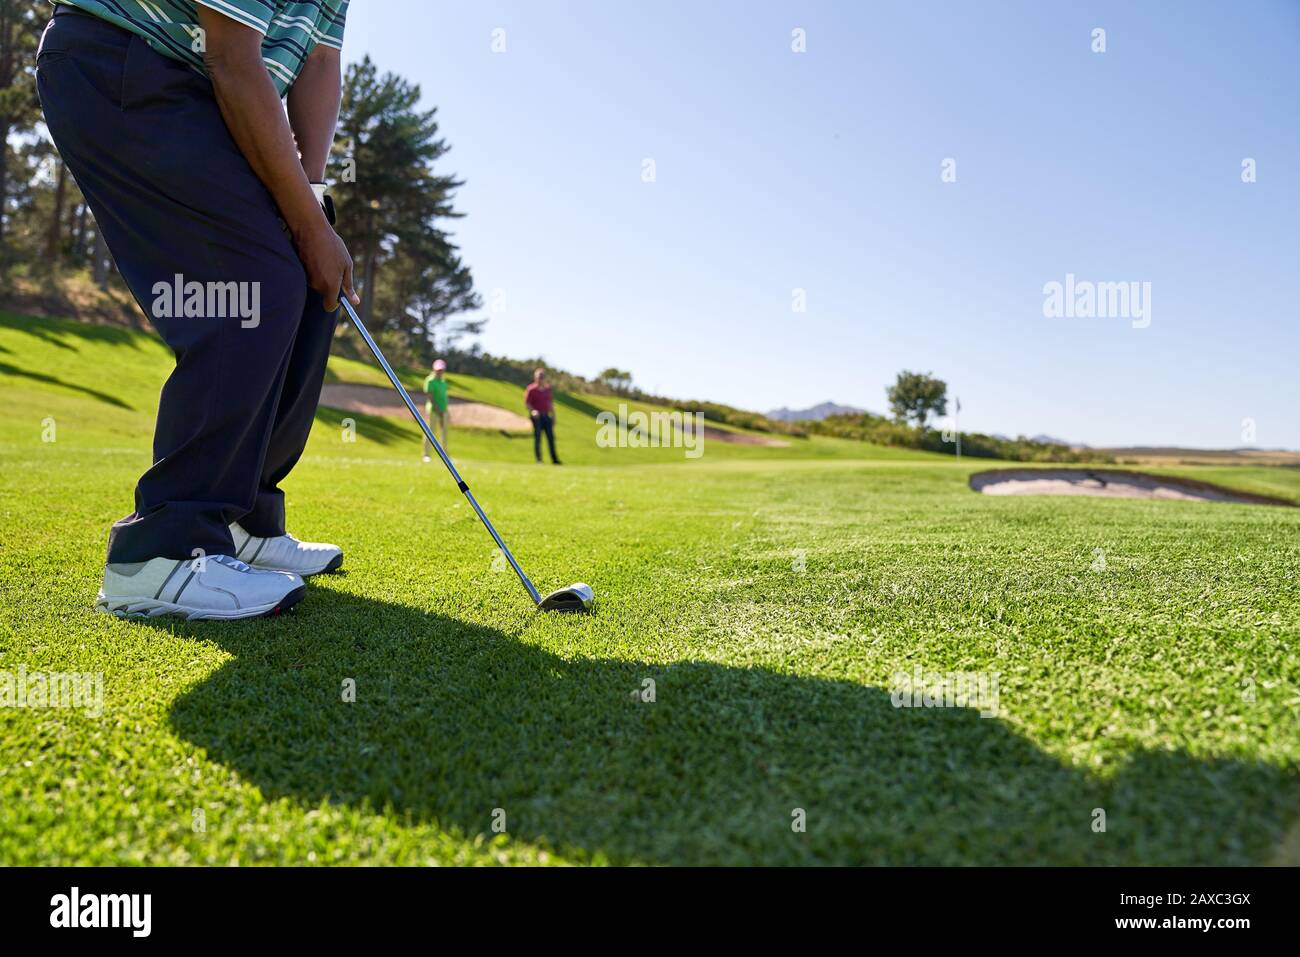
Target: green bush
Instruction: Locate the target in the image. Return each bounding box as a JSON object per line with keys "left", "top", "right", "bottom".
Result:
{"left": 805, "top": 413, "right": 1113, "bottom": 463}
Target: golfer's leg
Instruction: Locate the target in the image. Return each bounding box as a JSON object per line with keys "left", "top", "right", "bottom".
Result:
{"left": 37, "top": 18, "right": 307, "bottom": 563}
{"left": 437, "top": 410, "right": 448, "bottom": 448}
{"left": 544, "top": 416, "right": 559, "bottom": 463}
{"left": 532, "top": 417, "right": 543, "bottom": 461}
{"left": 236, "top": 292, "right": 338, "bottom": 538}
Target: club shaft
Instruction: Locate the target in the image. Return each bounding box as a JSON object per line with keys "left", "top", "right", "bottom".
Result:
{"left": 340, "top": 299, "right": 543, "bottom": 605}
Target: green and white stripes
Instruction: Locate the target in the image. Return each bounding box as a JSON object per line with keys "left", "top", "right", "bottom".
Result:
{"left": 53, "top": 0, "right": 348, "bottom": 96}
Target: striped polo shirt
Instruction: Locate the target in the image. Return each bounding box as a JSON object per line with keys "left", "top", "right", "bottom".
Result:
{"left": 52, "top": 0, "right": 348, "bottom": 96}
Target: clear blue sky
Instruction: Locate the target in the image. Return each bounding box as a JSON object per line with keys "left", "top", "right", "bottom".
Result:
{"left": 343, "top": 1, "right": 1299, "bottom": 449}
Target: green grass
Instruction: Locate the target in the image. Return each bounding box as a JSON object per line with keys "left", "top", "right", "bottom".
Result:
{"left": 1, "top": 312, "right": 1297, "bottom": 865}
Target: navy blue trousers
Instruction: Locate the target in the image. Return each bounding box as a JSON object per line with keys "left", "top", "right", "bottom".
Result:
{"left": 37, "top": 8, "right": 337, "bottom": 563}
{"left": 532, "top": 414, "right": 558, "bottom": 463}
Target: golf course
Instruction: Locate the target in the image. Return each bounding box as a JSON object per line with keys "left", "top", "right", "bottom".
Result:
{"left": 1, "top": 311, "right": 1297, "bottom": 866}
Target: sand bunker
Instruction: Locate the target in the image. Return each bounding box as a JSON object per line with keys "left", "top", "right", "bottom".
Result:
{"left": 969, "top": 469, "right": 1293, "bottom": 507}
{"left": 320, "top": 383, "right": 532, "bottom": 431}
{"left": 699, "top": 424, "right": 789, "bottom": 447}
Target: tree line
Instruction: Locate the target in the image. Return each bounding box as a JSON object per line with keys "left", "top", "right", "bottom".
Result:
{"left": 0, "top": 1, "right": 479, "bottom": 363}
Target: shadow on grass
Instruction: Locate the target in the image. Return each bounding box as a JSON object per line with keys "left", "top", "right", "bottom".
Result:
{"left": 314, "top": 404, "right": 418, "bottom": 447}
{"left": 0, "top": 310, "right": 144, "bottom": 350}
{"left": 554, "top": 391, "right": 606, "bottom": 419}
{"left": 0, "top": 361, "right": 133, "bottom": 409}
{"left": 167, "top": 589, "right": 1295, "bottom": 865}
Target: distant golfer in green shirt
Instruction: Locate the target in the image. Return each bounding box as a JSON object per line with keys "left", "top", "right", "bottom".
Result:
{"left": 422, "top": 359, "right": 450, "bottom": 461}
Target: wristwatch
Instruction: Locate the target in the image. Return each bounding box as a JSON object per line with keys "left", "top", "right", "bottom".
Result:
{"left": 310, "top": 182, "right": 336, "bottom": 225}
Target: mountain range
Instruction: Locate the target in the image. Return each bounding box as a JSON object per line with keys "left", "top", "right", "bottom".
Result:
{"left": 765, "top": 401, "right": 867, "bottom": 422}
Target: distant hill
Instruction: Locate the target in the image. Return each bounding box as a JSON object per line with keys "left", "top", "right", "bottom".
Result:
{"left": 1029, "top": 434, "right": 1083, "bottom": 448}
{"left": 1099, "top": 447, "right": 1300, "bottom": 466}
{"left": 991, "top": 432, "right": 1084, "bottom": 448}
{"left": 767, "top": 401, "right": 867, "bottom": 422}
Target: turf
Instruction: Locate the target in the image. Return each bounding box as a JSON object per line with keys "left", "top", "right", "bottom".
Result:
{"left": 1, "top": 312, "right": 1297, "bottom": 865}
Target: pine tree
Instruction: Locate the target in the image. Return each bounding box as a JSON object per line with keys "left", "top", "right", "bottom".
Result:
{"left": 331, "top": 56, "right": 480, "bottom": 359}
{"left": 0, "top": 0, "right": 45, "bottom": 257}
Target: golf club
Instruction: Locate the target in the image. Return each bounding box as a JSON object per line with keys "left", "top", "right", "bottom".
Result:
{"left": 339, "top": 297, "right": 594, "bottom": 613}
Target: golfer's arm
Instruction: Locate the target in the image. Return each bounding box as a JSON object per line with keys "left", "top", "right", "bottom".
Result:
{"left": 287, "top": 45, "right": 341, "bottom": 183}
{"left": 197, "top": 9, "right": 326, "bottom": 237}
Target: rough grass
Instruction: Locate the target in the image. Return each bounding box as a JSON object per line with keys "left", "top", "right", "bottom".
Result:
{"left": 1, "top": 313, "right": 1297, "bottom": 865}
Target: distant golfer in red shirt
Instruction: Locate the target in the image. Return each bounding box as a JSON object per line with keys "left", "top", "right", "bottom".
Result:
{"left": 524, "top": 368, "right": 561, "bottom": 464}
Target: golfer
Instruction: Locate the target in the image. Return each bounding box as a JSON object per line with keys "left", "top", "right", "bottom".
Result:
{"left": 37, "top": 0, "right": 355, "bottom": 620}
{"left": 422, "top": 359, "right": 450, "bottom": 461}
{"left": 524, "top": 368, "right": 561, "bottom": 465}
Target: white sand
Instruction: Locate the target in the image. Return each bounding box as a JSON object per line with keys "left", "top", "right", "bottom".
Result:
{"left": 969, "top": 469, "right": 1280, "bottom": 505}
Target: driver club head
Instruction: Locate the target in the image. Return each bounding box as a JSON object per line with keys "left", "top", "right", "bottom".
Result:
{"left": 537, "top": 582, "right": 595, "bottom": 613}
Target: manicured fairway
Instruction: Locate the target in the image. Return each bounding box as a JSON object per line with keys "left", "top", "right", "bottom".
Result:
{"left": 1, "top": 314, "right": 1297, "bottom": 864}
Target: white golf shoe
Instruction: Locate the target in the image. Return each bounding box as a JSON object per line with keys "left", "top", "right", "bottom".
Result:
{"left": 96, "top": 555, "right": 305, "bottom": 621}
{"left": 230, "top": 523, "right": 343, "bottom": 577}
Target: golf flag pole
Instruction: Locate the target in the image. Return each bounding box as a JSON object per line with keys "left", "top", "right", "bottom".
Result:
{"left": 339, "top": 298, "right": 544, "bottom": 606}
{"left": 955, "top": 396, "right": 961, "bottom": 460}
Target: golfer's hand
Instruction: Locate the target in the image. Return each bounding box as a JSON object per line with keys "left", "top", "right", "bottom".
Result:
{"left": 296, "top": 220, "right": 358, "bottom": 313}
